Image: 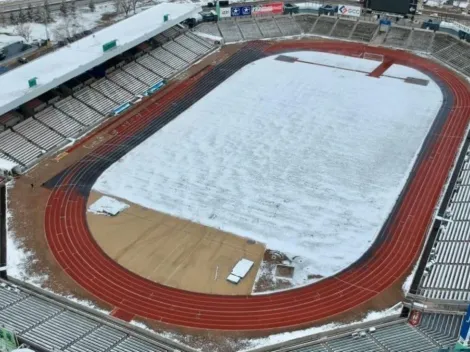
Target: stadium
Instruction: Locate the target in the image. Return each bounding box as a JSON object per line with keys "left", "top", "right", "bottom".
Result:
{"left": 0, "top": 0, "right": 470, "bottom": 351}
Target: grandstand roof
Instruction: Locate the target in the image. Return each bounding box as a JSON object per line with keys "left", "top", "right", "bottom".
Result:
{"left": 0, "top": 3, "right": 200, "bottom": 116}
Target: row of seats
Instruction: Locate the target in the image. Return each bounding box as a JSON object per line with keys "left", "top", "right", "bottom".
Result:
{"left": 419, "top": 151, "right": 470, "bottom": 301}
{"left": 0, "top": 284, "right": 173, "bottom": 352}
{"left": 0, "top": 30, "right": 217, "bottom": 168}
{"left": 290, "top": 313, "right": 461, "bottom": 351}
{"left": 199, "top": 15, "right": 379, "bottom": 43}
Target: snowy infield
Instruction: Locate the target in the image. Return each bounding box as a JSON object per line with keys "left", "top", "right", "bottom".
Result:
{"left": 93, "top": 52, "right": 443, "bottom": 286}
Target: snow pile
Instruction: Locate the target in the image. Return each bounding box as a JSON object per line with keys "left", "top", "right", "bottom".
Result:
{"left": 88, "top": 196, "right": 129, "bottom": 216}
{"left": 94, "top": 51, "right": 442, "bottom": 287}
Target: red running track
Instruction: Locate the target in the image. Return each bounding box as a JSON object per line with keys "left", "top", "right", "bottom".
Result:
{"left": 44, "top": 41, "right": 470, "bottom": 332}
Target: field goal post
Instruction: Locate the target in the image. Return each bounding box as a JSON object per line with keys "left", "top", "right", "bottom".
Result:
{"left": 363, "top": 52, "right": 384, "bottom": 62}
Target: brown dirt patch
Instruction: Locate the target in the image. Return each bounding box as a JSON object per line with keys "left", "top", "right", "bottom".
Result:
{"left": 87, "top": 191, "right": 265, "bottom": 295}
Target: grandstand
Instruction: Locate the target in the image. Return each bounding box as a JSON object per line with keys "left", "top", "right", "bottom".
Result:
{"left": 0, "top": 3, "right": 219, "bottom": 171}
{"left": 0, "top": 280, "right": 190, "bottom": 352}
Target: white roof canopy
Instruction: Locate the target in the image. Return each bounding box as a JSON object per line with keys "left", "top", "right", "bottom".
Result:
{"left": 0, "top": 3, "right": 200, "bottom": 116}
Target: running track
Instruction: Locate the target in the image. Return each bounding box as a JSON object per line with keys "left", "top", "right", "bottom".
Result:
{"left": 43, "top": 41, "right": 470, "bottom": 332}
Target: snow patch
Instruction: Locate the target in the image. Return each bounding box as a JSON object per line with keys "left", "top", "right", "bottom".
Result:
{"left": 88, "top": 195, "right": 129, "bottom": 216}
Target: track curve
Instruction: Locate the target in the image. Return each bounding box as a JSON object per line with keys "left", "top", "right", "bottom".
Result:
{"left": 44, "top": 41, "right": 470, "bottom": 332}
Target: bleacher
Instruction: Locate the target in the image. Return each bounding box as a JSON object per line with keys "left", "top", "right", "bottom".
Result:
{"left": 256, "top": 17, "right": 283, "bottom": 38}
{"left": 350, "top": 21, "right": 378, "bottom": 42}
{"left": 150, "top": 47, "right": 188, "bottom": 70}
{"left": 55, "top": 96, "right": 104, "bottom": 127}
{"left": 74, "top": 86, "right": 117, "bottom": 115}
{"left": 287, "top": 314, "right": 461, "bottom": 352}
{"left": 138, "top": 53, "right": 176, "bottom": 79}
{"left": 0, "top": 111, "right": 23, "bottom": 129}
{"left": 123, "top": 62, "right": 163, "bottom": 87}
{"left": 331, "top": 19, "right": 356, "bottom": 38}
{"left": 195, "top": 22, "right": 222, "bottom": 37}
{"left": 275, "top": 16, "right": 302, "bottom": 36}
{"left": 0, "top": 130, "right": 43, "bottom": 166}
{"left": 175, "top": 34, "right": 211, "bottom": 55}
{"left": 107, "top": 69, "right": 148, "bottom": 95}
{"left": 218, "top": 20, "right": 244, "bottom": 42}
{"left": 383, "top": 26, "right": 412, "bottom": 47}
{"left": 237, "top": 18, "right": 264, "bottom": 40}
{"left": 0, "top": 283, "right": 176, "bottom": 352}
{"left": 408, "top": 30, "right": 435, "bottom": 51}
{"left": 431, "top": 33, "right": 459, "bottom": 53}
{"left": 295, "top": 15, "right": 317, "bottom": 34}
{"left": 312, "top": 16, "right": 337, "bottom": 36}
{"left": 34, "top": 106, "right": 84, "bottom": 137}
{"left": 13, "top": 118, "right": 64, "bottom": 151}
{"left": 163, "top": 40, "right": 198, "bottom": 62}
{"left": 91, "top": 78, "right": 134, "bottom": 104}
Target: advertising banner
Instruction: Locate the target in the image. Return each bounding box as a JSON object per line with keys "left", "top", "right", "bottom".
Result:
{"left": 453, "top": 21, "right": 470, "bottom": 35}
{"left": 219, "top": 7, "right": 231, "bottom": 18}
{"left": 458, "top": 304, "right": 470, "bottom": 347}
{"left": 408, "top": 310, "right": 421, "bottom": 326}
{"left": 337, "top": 4, "right": 361, "bottom": 17}
{"left": 252, "top": 2, "right": 284, "bottom": 15}
{"left": 231, "top": 5, "right": 252, "bottom": 17}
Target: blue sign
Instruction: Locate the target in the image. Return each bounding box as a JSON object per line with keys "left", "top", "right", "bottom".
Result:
{"left": 147, "top": 81, "right": 165, "bottom": 95}
{"left": 231, "top": 5, "right": 251, "bottom": 17}
{"left": 112, "top": 102, "right": 131, "bottom": 115}
{"left": 460, "top": 304, "right": 470, "bottom": 344}
{"left": 379, "top": 19, "right": 392, "bottom": 26}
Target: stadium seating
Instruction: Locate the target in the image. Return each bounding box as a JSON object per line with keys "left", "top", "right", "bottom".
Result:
{"left": 288, "top": 314, "right": 461, "bottom": 352}
{"left": 256, "top": 17, "right": 283, "bottom": 38}
{"left": 350, "top": 22, "right": 378, "bottom": 42}
{"left": 163, "top": 41, "right": 198, "bottom": 62}
{"left": 218, "top": 20, "right": 244, "bottom": 42}
{"left": 330, "top": 19, "right": 357, "bottom": 39}
{"left": 0, "top": 285, "right": 164, "bottom": 352}
{"left": 0, "top": 111, "right": 23, "bottom": 129}
{"left": 91, "top": 78, "right": 134, "bottom": 104}
{"left": 74, "top": 87, "right": 117, "bottom": 115}
{"left": 312, "top": 16, "right": 337, "bottom": 36}
{"left": 408, "top": 29, "right": 435, "bottom": 52}
{"left": 35, "top": 106, "right": 84, "bottom": 137}
{"left": 431, "top": 33, "right": 459, "bottom": 53}
{"left": 419, "top": 313, "right": 462, "bottom": 348}
{"left": 13, "top": 118, "right": 64, "bottom": 151}
{"left": 186, "top": 31, "right": 215, "bottom": 49}
{"left": 150, "top": 47, "right": 188, "bottom": 70}
{"left": 0, "top": 130, "right": 43, "bottom": 166}
{"left": 175, "top": 34, "right": 211, "bottom": 55}
{"left": 138, "top": 53, "right": 176, "bottom": 79}
{"left": 383, "top": 26, "right": 412, "bottom": 47}
{"left": 195, "top": 23, "right": 222, "bottom": 37}
{"left": 107, "top": 69, "right": 149, "bottom": 95}
{"left": 55, "top": 97, "right": 104, "bottom": 127}
{"left": 237, "top": 18, "right": 263, "bottom": 40}
{"left": 295, "top": 15, "right": 318, "bottom": 34}
{"left": 275, "top": 16, "right": 302, "bottom": 36}
{"left": 447, "top": 44, "right": 470, "bottom": 69}
{"left": 123, "top": 62, "right": 164, "bottom": 87}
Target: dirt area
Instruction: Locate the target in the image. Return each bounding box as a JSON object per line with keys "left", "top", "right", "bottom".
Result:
{"left": 87, "top": 191, "right": 265, "bottom": 295}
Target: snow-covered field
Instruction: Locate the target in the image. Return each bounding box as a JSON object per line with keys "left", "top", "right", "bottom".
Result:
{"left": 93, "top": 51, "right": 443, "bottom": 289}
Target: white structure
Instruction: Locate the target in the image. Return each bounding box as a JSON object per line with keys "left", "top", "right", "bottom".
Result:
{"left": 227, "top": 258, "right": 254, "bottom": 284}
{"left": 0, "top": 3, "right": 201, "bottom": 116}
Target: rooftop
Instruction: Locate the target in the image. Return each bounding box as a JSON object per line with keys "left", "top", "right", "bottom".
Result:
{"left": 0, "top": 2, "right": 200, "bottom": 116}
